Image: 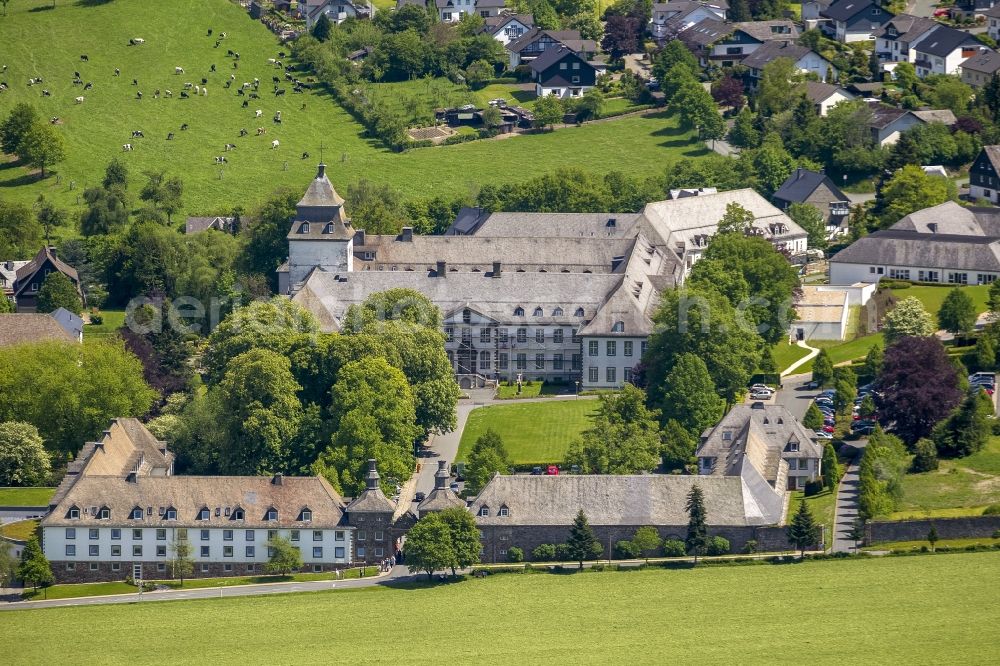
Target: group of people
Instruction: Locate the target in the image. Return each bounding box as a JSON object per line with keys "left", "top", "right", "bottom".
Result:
{"left": 379, "top": 556, "right": 397, "bottom": 573}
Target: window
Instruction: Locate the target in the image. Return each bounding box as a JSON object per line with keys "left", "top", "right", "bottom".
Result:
{"left": 98, "top": 507, "right": 110, "bottom": 520}
{"left": 335, "top": 531, "right": 345, "bottom": 542}
{"left": 560, "top": 62, "right": 567, "bottom": 70}
{"left": 89, "top": 528, "right": 99, "bottom": 540}
{"left": 375, "top": 531, "right": 384, "bottom": 542}
{"left": 535, "top": 353, "right": 545, "bottom": 369}
{"left": 606, "top": 367, "right": 616, "bottom": 383}
{"left": 313, "top": 547, "right": 323, "bottom": 558}
{"left": 517, "top": 328, "right": 527, "bottom": 343}
{"left": 356, "top": 547, "right": 365, "bottom": 558}
{"left": 498, "top": 329, "right": 508, "bottom": 344}
{"left": 888, "top": 268, "right": 910, "bottom": 280}
{"left": 575, "top": 307, "right": 585, "bottom": 317}
{"left": 918, "top": 270, "right": 939, "bottom": 283}
{"left": 89, "top": 563, "right": 98, "bottom": 571}
{"left": 533, "top": 307, "right": 543, "bottom": 317}
{"left": 111, "top": 545, "right": 121, "bottom": 556}
{"left": 223, "top": 546, "right": 233, "bottom": 558}
{"left": 611, "top": 321, "right": 625, "bottom": 333}
{"left": 480, "top": 328, "right": 491, "bottom": 343}
{"left": 375, "top": 547, "right": 384, "bottom": 557}
{"left": 223, "top": 530, "right": 233, "bottom": 541}
{"left": 641, "top": 341, "right": 648, "bottom": 356}
{"left": 133, "top": 528, "right": 143, "bottom": 540}
{"left": 553, "top": 307, "right": 563, "bottom": 317}
{"left": 107, "top": 528, "right": 120, "bottom": 540}
{"left": 788, "top": 458, "right": 798, "bottom": 471}
{"left": 588, "top": 367, "right": 599, "bottom": 383}
{"left": 979, "top": 274, "right": 997, "bottom": 285}
{"left": 553, "top": 329, "right": 564, "bottom": 343}
{"left": 607, "top": 341, "right": 616, "bottom": 356}
{"left": 588, "top": 341, "right": 598, "bottom": 356}
{"left": 479, "top": 506, "right": 490, "bottom": 517}
{"left": 358, "top": 531, "right": 366, "bottom": 541}
{"left": 133, "top": 545, "right": 143, "bottom": 557}
{"left": 287, "top": 529, "right": 299, "bottom": 542}
{"left": 516, "top": 353, "right": 526, "bottom": 370}
{"left": 246, "top": 546, "right": 256, "bottom": 557}
{"left": 130, "top": 507, "right": 143, "bottom": 520}
{"left": 68, "top": 506, "right": 80, "bottom": 519}
{"left": 232, "top": 508, "right": 244, "bottom": 521}
{"left": 948, "top": 272, "right": 969, "bottom": 285}
{"left": 480, "top": 350, "right": 491, "bottom": 370}
{"left": 571, "top": 76, "right": 580, "bottom": 84}
{"left": 722, "top": 431, "right": 732, "bottom": 441}
{"left": 178, "top": 528, "right": 188, "bottom": 540}
{"left": 197, "top": 507, "right": 210, "bottom": 521}
{"left": 514, "top": 306, "right": 524, "bottom": 317}
{"left": 535, "top": 328, "right": 544, "bottom": 343}
{"left": 65, "top": 544, "right": 76, "bottom": 557}
{"left": 266, "top": 508, "right": 278, "bottom": 521}
{"left": 157, "top": 545, "right": 167, "bottom": 557}
{"left": 625, "top": 367, "right": 633, "bottom": 383}
{"left": 553, "top": 354, "right": 563, "bottom": 370}
{"left": 499, "top": 506, "right": 509, "bottom": 517}
{"left": 66, "top": 527, "right": 76, "bottom": 540}
{"left": 245, "top": 530, "right": 255, "bottom": 542}
{"left": 445, "top": 327, "right": 454, "bottom": 342}
{"left": 573, "top": 354, "right": 582, "bottom": 371}
{"left": 165, "top": 507, "right": 176, "bottom": 520}
{"left": 201, "top": 563, "right": 209, "bottom": 573}
{"left": 200, "top": 545, "right": 210, "bottom": 558}
{"left": 499, "top": 353, "right": 509, "bottom": 370}
{"left": 335, "top": 547, "right": 346, "bottom": 559}
{"left": 201, "top": 529, "right": 210, "bottom": 541}
{"left": 313, "top": 530, "right": 323, "bottom": 542}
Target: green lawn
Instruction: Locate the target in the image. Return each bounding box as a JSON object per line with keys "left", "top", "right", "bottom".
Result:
{"left": 864, "top": 537, "right": 1000, "bottom": 551}
{"left": 0, "top": 0, "right": 706, "bottom": 232}
{"left": 495, "top": 381, "right": 577, "bottom": 400}
{"left": 887, "top": 284, "right": 991, "bottom": 319}
{"left": 457, "top": 400, "right": 597, "bottom": 465}
{"left": 789, "top": 488, "right": 837, "bottom": 548}
{"left": 83, "top": 310, "right": 126, "bottom": 339}
{"left": 895, "top": 436, "right": 1000, "bottom": 517}
{"left": 6, "top": 553, "right": 1000, "bottom": 663}
{"left": 798, "top": 334, "right": 884, "bottom": 373}
{"left": 0, "top": 519, "right": 39, "bottom": 541}
{"left": 771, "top": 340, "right": 810, "bottom": 374}
{"left": 0, "top": 487, "right": 54, "bottom": 506}
{"left": 20, "top": 581, "right": 139, "bottom": 601}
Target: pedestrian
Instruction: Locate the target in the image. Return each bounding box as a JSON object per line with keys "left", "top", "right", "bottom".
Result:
{"left": 390, "top": 556, "right": 396, "bottom": 568}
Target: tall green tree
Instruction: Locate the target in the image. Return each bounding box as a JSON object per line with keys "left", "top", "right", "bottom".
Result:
{"left": 240, "top": 189, "right": 299, "bottom": 283}
{"left": 103, "top": 158, "right": 129, "bottom": 190}
{"left": 565, "top": 509, "right": 602, "bottom": 569}
{"left": 265, "top": 536, "right": 303, "bottom": 575}
{"left": 877, "top": 165, "right": 956, "bottom": 227}
{"left": 0, "top": 102, "right": 39, "bottom": 156}
{"left": 79, "top": 187, "right": 129, "bottom": 236}
{"left": 17, "top": 536, "right": 53, "bottom": 592}
{"left": 685, "top": 484, "right": 708, "bottom": 563}
{"left": 658, "top": 353, "right": 725, "bottom": 436}
{"left": 19, "top": 122, "right": 65, "bottom": 178}
{"left": 749, "top": 133, "right": 795, "bottom": 196}
{"left": 140, "top": 171, "right": 184, "bottom": 223}
{"left": 631, "top": 526, "right": 662, "bottom": 563}
{"left": 438, "top": 506, "right": 481, "bottom": 576}
{"left": 821, "top": 442, "right": 840, "bottom": 491}
{"left": 756, "top": 58, "right": 802, "bottom": 116}
{"left": 883, "top": 296, "right": 935, "bottom": 344}
{"left": 787, "top": 202, "right": 828, "bottom": 250}
{"left": 565, "top": 384, "right": 663, "bottom": 474}
{"left": 937, "top": 288, "right": 977, "bottom": 338}
{"left": 35, "top": 196, "right": 66, "bottom": 245}
{"left": 976, "top": 334, "right": 996, "bottom": 370}
{"left": 168, "top": 539, "right": 194, "bottom": 585}
{"left": 661, "top": 418, "right": 696, "bottom": 471}
{"left": 311, "top": 12, "right": 333, "bottom": 41}
{"left": 36, "top": 272, "right": 81, "bottom": 314}
{"left": 533, "top": 94, "right": 564, "bottom": 130}
{"left": 464, "top": 430, "right": 512, "bottom": 494}
{"left": 786, "top": 499, "right": 820, "bottom": 556}
{"left": 911, "top": 437, "right": 939, "bottom": 472}
{"left": 863, "top": 341, "right": 884, "bottom": 379}
{"left": 0, "top": 421, "right": 50, "bottom": 487}
{"left": 405, "top": 512, "right": 455, "bottom": 580}
{"left": 0, "top": 199, "right": 42, "bottom": 258}
{"left": 857, "top": 427, "right": 908, "bottom": 519}
{"left": 804, "top": 402, "right": 825, "bottom": 431}
{"left": 932, "top": 388, "right": 993, "bottom": 458}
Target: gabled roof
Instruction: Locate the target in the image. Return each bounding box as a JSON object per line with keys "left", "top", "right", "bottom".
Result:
{"left": 867, "top": 103, "right": 912, "bottom": 129}
{"left": 914, "top": 24, "right": 980, "bottom": 58}
{"left": 185, "top": 216, "right": 235, "bottom": 234}
{"left": 0, "top": 313, "right": 76, "bottom": 347}
{"left": 15, "top": 246, "right": 79, "bottom": 287}
{"left": 507, "top": 29, "right": 596, "bottom": 55}
{"left": 529, "top": 46, "right": 588, "bottom": 72}
{"left": 804, "top": 81, "right": 854, "bottom": 104}
{"left": 740, "top": 41, "right": 816, "bottom": 70}
{"left": 822, "top": 0, "right": 878, "bottom": 22}
{"left": 732, "top": 20, "right": 800, "bottom": 42}
{"left": 979, "top": 145, "right": 1000, "bottom": 175}
{"left": 773, "top": 167, "right": 850, "bottom": 206}
{"left": 831, "top": 228, "right": 1000, "bottom": 271}
{"left": 875, "top": 14, "right": 938, "bottom": 42}
{"left": 482, "top": 13, "right": 533, "bottom": 34}
{"left": 961, "top": 49, "right": 1000, "bottom": 74}
{"left": 911, "top": 108, "right": 957, "bottom": 125}
{"left": 678, "top": 18, "right": 732, "bottom": 46}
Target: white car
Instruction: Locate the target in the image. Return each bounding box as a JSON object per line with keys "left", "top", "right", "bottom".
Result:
{"left": 814, "top": 431, "right": 834, "bottom": 439}
{"left": 750, "top": 383, "right": 775, "bottom": 393}
{"left": 749, "top": 390, "right": 773, "bottom": 400}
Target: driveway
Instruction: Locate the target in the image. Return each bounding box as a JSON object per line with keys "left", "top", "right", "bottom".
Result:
{"left": 832, "top": 441, "right": 868, "bottom": 553}
{"left": 774, "top": 373, "right": 818, "bottom": 422}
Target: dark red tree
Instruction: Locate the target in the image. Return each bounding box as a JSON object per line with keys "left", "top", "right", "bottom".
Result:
{"left": 877, "top": 336, "right": 962, "bottom": 445}
{"left": 711, "top": 75, "right": 745, "bottom": 110}
{"left": 601, "top": 15, "right": 641, "bottom": 60}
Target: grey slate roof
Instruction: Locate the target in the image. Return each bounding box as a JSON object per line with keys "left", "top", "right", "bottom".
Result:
{"left": 867, "top": 103, "right": 911, "bottom": 129}
{"left": 740, "top": 41, "right": 814, "bottom": 70}
{"left": 297, "top": 164, "right": 345, "bottom": 208}
{"left": 915, "top": 24, "right": 980, "bottom": 58}
{"left": 469, "top": 474, "right": 781, "bottom": 527}
{"left": 980, "top": 145, "right": 1000, "bottom": 175}
{"left": 185, "top": 216, "right": 235, "bottom": 234}
{"left": 698, "top": 404, "right": 823, "bottom": 471}
{"left": 507, "top": 29, "right": 596, "bottom": 55}
{"left": 875, "top": 14, "right": 938, "bottom": 42}
{"left": 911, "top": 108, "right": 957, "bottom": 125}
{"left": 678, "top": 18, "right": 731, "bottom": 46}
{"left": 773, "top": 168, "right": 850, "bottom": 206}
{"left": 961, "top": 49, "right": 1000, "bottom": 74}
{"left": 733, "top": 20, "right": 800, "bottom": 42}
{"left": 803, "top": 81, "right": 854, "bottom": 105}
{"left": 822, "top": 0, "right": 878, "bottom": 22}
{"left": 0, "top": 314, "right": 76, "bottom": 347}
{"left": 831, "top": 229, "right": 1000, "bottom": 271}
{"left": 890, "top": 200, "right": 1000, "bottom": 236}
{"left": 51, "top": 307, "right": 84, "bottom": 341}
{"left": 472, "top": 212, "right": 642, "bottom": 238}
{"left": 529, "top": 46, "right": 582, "bottom": 72}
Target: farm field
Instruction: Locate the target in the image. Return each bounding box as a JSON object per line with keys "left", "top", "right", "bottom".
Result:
{"left": 0, "top": 487, "right": 54, "bottom": 506}
{"left": 4, "top": 553, "right": 1000, "bottom": 663}
{"left": 894, "top": 435, "right": 1000, "bottom": 518}
{"left": 457, "top": 399, "right": 596, "bottom": 465}
{"left": 0, "top": 0, "right": 706, "bottom": 232}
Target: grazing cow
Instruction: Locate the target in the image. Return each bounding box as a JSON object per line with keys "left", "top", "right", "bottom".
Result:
{"left": 224, "top": 143, "right": 236, "bottom": 151}
{"left": 50, "top": 117, "right": 59, "bottom": 124}
{"left": 136, "top": 91, "right": 143, "bottom": 100}
{"left": 114, "top": 68, "right": 120, "bottom": 77}
{"left": 210, "top": 64, "right": 216, "bottom": 73}
{"left": 224, "top": 81, "right": 231, "bottom": 89}
{"left": 132, "top": 79, "right": 138, "bottom": 85}
{"left": 41, "top": 89, "right": 51, "bottom": 96}
{"left": 84, "top": 82, "right": 93, "bottom": 90}
{"left": 249, "top": 92, "right": 259, "bottom": 99}
{"left": 230, "top": 74, "right": 236, "bottom": 81}
{"left": 274, "top": 89, "right": 285, "bottom": 96}
{"left": 167, "top": 132, "right": 174, "bottom": 140}
{"left": 301, "top": 152, "right": 310, "bottom": 159}
{"left": 175, "top": 67, "right": 184, "bottom": 75}
{"left": 208, "top": 29, "right": 213, "bottom": 36}
{"left": 80, "top": 55, "right": 89, "bottom": 61}
{"left": 239, "top": 128, "right": 248, "bottom": 137}
{"left": 214, "top": 156, "right": 227, "bottom": 164}
{"left": 122, "top": 143, "right": 133, "bottom": 151}
{"left": 131, "top": 130, "right": 144, "bottom": 138}
{"left": 256, "top": 127, "right": 266, "bottom": 135}
{"left": 253, "top": 77, "right": 260, "bottom": 86}
{"left": 201, "top": 78, "right": 207, "bottom": 85}
{"left": 154, "top": 89, "right": 159, "bottom": 98}
{"left": 278, "top": 52, "right": 286, "bottom": 58}
{"left": 236, "top": 88, "right": 244, "bottom": 96}
{"left": 275, "top": 61, "right": 282, "bottom": 68}
{"left": 220, "top": 32, "right": 227, "bottom": 39}
{"left": 271, "top": 139, "right": 279, "bottom": 149}
{"left": 255, "top": 109, "right": 262, "bottom": 118}
{"left": 74, "top": 71, "right": 81, "bottom": 78}
{"left": 183, "top": 82, "right": 193, "bottom": 89}
{"left": 164, "top": 89, "right": 172, "bottom": 97}
{"left": 233, "top": 62, "right": 238, "bottom": 70}
{"left": 226, "top": 49, "right": 234, "bottom": 57}
{"left": 272, "top": 76, "right": 280, "bottom": 84}
{"left": 75, "top": 96, "right": 84, "bottom": 104}
{"left": 180, "top": 91, "right": 189, "bottom": 99}
{"left": 194, "top": 85, "right": 200, "bottom": 94}
{"left": 181, "top": 123, "right": 189, "bottom": 130}
{"left": 267, "top": 58, "right": 277, "bottom": 65}
{"left": 201, "top": 87, "right": 207, "bottom": 97}
{"left": 284, "top": 73, "right": 293, "bottom": 81}
{"left": 273, "top": 111, "right": 281, "bottom": 123}
{"left": 234, "top": 52, "right": 239, "bottom": 60}
{"left": 241, "top": 100, "right": 249, "bottom": 108}
{"left": 72, "top": 78, "right": 83, "bottom": 85}
{"left": 241, "top": 82, "right": 251, "bottom": 89}
{"left": 215, "top": 40, "right": 222, "bottom": 48}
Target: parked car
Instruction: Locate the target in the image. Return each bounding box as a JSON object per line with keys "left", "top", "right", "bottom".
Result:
{"left": 969, "top": 372, "right": 995, "bottom": 384}
{"left": 814, "top": 431, "right": 834, "bottom": 439}
{"left": 822, "top": 425, "right": 835, "bottom": 433}
{"left": 806, "top": 380, "right": 821, "bottom": 389}
{"left": 546, "top": 465, "right": 560, "bottom": 475}
{"left": 531, "top": 466, "right": 543, "bottom": 475}
{"left": 750, "top": 383, "right": 775, "bottom": 393}
{"left": 750, "top": 390, "right": 773, "bottom": 400}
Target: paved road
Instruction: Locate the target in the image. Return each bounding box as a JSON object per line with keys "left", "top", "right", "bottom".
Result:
{"left": 0, "top": 509, "right": 47, "bottom": 524}
{"left": 906, "top": 0, "right": 937, "bottom": 17}
{"left": 1, "top": 566, "right": 417, "bottom": 611}
{"left": 774, "top": 373, "right": 817, "bottom": 423}
{"left": 832, "top": 441, "right": 868, "bottom": 553}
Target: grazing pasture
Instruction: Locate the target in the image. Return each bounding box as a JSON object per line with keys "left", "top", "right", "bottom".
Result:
{"left": 0, "top": 0, "right": 706, "bottom": 225}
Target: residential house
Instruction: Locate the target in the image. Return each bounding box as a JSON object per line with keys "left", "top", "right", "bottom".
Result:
{"left": 697, "top": 402, "right": 823, "bottom": 491}
{"left": 821, "top": 0, "right": 894, "bottom": 43}
{"left": 185, "top": 216, "right": 236, "bottom": 234}
{"left": 0, "top": 313, "right": 78, "bottom": 347}
{"left": 529, "top": 47, "right": 598, "bottom": 99}
{"left": 874, "top": 14, "right": 938, "bottom": 68}
{"left": 507, "top": 29, "right": 597, "bottom": 69}
{"left": 987, "top": 6, "right": 1000, "bottom": 42}
{"left": 953, "top": 0, "right": 998, "bottom": 18}
{"left": 301, "top": 0, "right": 373, "bottom": 28}
{"left": 803, "top": 81, "right": 856, "bottom": 116}
{"left": 912, "top": 24, "right": 982, "bottom": 77}
{"left": 801, "top": 0, "right": 833, "bottom": 21}
{"left": 0, "top": 259, "right": 28, "bottom": 307}
{"left": 650, "top": 1, "right": 728, "bottom": 41}
{"left": 479, "top": 14, "right": 534, "bottom": 46}
{"left": 969, "top": 145, "right": 1000, "bottom": 205}
{"left": 11, "top": 246, "right": 82, "bottom": 312}
{"left": 772, "top": 167, "right": 852, "bottom": 235}
{"left": 829, "top": 200, "right": 1000, "bottom": 285}
{"left": 679, "top": 19, "right": 799, "bottom": 68}
{"left": 790, "top": 286, "right": 850, "bottom": 341}
{"left": 51, "top": 307, "right": 84, "bottom": 342}
{"left": 867, "top": 103, "right": 924, "bottom": 146}
{"left": 960, "top": 49, "right": 1000, "bottom": 87}
{"left": 740, "top": 41, "right": 837, "bottom": 89}
{"left": 433, "top": 0, "right": 505, "bottom": 22}
{"left": 910, "top": 108, "right": 957, "bottom": 125}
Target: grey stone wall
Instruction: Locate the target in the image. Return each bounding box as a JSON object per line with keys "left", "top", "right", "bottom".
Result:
{"left": 867, "top": 516, "right": 1000, "bottom": 545}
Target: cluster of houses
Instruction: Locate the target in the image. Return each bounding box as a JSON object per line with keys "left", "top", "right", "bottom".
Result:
{"left": 39, "top": 398, "right": 821, "bottom": 582}
{"left": 0, "top": 246, "right": 85, "bottom": 347}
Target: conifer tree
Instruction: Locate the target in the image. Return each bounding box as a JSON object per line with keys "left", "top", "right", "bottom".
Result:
{"left": 685, "top": 485, "right": 708, "bottom": 563}
{"left": 565, "top": 509, "right": 601, "bottom": 569}
{"left": 786, "top": 499, "right": 820, "bottom": 557}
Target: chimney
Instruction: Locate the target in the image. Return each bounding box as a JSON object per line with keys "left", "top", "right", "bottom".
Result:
{"left": 492, "top": 260, "right": 501, "bottom": 277}
{"left": 48, "top": 245, "right": 57, "bottom": 258}
{"left": 400, "top": 227, "right": 413, "bottom": 242}
{"left": 365, "top": 459, "right": 380, "bottom": 491}
{"left": 4, "top": 261, "right": 12, "bottom": 271}
{"left": 353, "top": 229, "right": 366, "bottom": 246}
{"left": 316, "top": 163, "right": 326, "bottom": 179}
{"left": 436, "top": 260, "right": 447, "bottom": 277}
{"left": 272, "top": 472, "right": 283, "bottom": 486}
{"left": 796, "top": 167, "right": 804, "bottom": 180}
{"left": 435, "top": 460, "right": 449, "bottom": 491}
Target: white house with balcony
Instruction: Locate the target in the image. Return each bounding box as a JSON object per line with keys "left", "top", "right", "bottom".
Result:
{"left": 301, "top": 0, "right": 373, "bottom": 28}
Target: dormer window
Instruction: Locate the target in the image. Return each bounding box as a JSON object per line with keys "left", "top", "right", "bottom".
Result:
{"left": 788, "top": 441, "right": 800, "bottom": 452}
{"left": 611, "top": 321, "right": 625, "bottom": 333}
{"left": 197, "top": 507, "right": 211, "bottom": 521}
{"left": 514, "top": 306, "right": 524, "bottom": 317}
{"left": 232, "top": 507, "right": 245, "bottom": 521}
{"left": 265, "top": 507, "right": 278, "bottom": 521}
{"left": 98, "top": 507, "right": 111, "bottom": 520}
{"left": 575, "top": 307, "right": 585, "bottom": 317}
{"left": 300, "top": 508, "right": 313, "bottom": 522}
{"left": 324, "top": 223, "right": 334, "bottom": 234}
{"left": 478, "top": 506, "right": 490, "bottom": 517}
{"left": 552, "top": 307, "right": 563, "bottom": 316}
{"left": 68, "top": 506, "right": 80, "bottom": 519}
{"left": 164, "top": 507, "right": 177, "bottom": 520}
{"left": 723, "top": 431, "right": 732, "bottom": 441}
{"left": 499, "top": 506, "right": 509, "bottom": 517}
{"left": 301, "top": 222, "right": 310, "bottom": 233}
{"left": 533, "top": 307, "right": 543, "bottom": 317}
{"left": 130, "top": 507, "right": 143, "bottom": 520}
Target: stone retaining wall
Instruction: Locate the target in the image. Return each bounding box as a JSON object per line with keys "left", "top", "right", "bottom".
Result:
{"left": 867, "top": 516, "right": 1000, "bottom": 545}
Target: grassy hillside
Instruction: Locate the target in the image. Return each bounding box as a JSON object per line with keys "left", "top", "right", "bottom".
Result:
{"left": 5, "top": 553, "right": 1000, "bottom": 663}
{"left": 0, "top": 0, "right": 706, "bottom": 228}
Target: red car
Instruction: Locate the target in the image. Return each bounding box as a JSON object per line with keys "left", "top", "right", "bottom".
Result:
{"left": 546, "top": 465, "right": 559, "bottom": 475}
{"left": 823, "top": 425, "right": 835, "bottom": 433}
{"left": 934, "top": 8, "right": 950, "bottom": 17}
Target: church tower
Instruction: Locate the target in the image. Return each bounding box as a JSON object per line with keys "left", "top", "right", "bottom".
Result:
{"left": 282, "top": 164, "right": 354, "bottom": 294}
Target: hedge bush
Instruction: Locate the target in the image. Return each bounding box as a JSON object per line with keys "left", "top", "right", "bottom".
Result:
{"left": 706, "top": 536, "right": 730, "bottom": 556}
{"left": 507, "top": 546, "right": 524, "bottom": 563}
{"left": 662, "top": 539, "right": 686, "bottom": 557}
{"left": 531, "top": 543, "right": 557, "bottom": 561}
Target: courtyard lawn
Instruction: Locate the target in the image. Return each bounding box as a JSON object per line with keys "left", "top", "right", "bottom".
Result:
{"left": 0, "top": 0, "right": 707, "bottom": 235}
{"left": 0, "top": 520, "right": 39, "bottom": 541}
{"left": 789, "top": 489, "right": 837, "bottom": 548}
{"left": 889, "top": 284, "right": 990, "bottom": 318}
{"left": 5, "top": 553, "right": 1000, "bottom": 662}
{"left": 20, "top": 581, "right": 139, "bottom": 601}
{"left": 894, "top": 436, "right": 1000, "bottom": 517}
{"left": 83, "top": 310, "right": 126, "bottom": 339}
{"left": 798, "top": 334, "right": 884, "bottom": 374}
{"left": 0, "top": 487, "right": 54, "bottom": 506}
{"left": 771, "top": 340, "right": 810, "bottom": 374}
{"left": 494, "top": 381, "right": 577, "bottom": 399}
{"left": 457, "top": 399, "right": 596, "bottom": 465}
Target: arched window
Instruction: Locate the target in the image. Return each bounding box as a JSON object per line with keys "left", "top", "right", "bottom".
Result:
{"left": 612, "top": 321, "right": 625, "bottom": 333}
{"left": 575, "top": 308, "right": 585, "bottom": 317}
{"left": 533, "top": 307, "right": 543, "bottom": 317}
{"left": 552, "top": 307, "right": 563, "bottom": 316}
{"left": 514, "top": 306, "right": 524, "bottom": 317}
